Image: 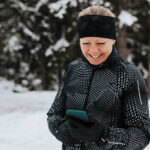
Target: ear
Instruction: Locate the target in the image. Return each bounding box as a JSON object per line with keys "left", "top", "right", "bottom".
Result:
{"left": 79, "top": 39, "right": 82, "bottom": 47}
{"left": 112, "top": 39, "right": 116, "bottom": 45}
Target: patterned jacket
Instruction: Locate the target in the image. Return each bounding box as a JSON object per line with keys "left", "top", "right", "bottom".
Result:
{"left": 47, "top": 46, "right": 150, "bottom": 150}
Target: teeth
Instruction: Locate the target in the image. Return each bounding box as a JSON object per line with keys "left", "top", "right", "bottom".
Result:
{"left": 92, "top": 56, "right": 99, "bottom": 58}
{"left": 91, "top": 54, "right": 102, "bottom": 58}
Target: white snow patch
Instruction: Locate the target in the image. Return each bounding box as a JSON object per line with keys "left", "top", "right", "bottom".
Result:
{"left": 14, "top": 0, "right": 48, "bottom": 13}
{"left": 17, "top": 1, "right": 35, "bottom": 12}
{"left": 30, "top": 45, "right": 41, "bottom": 54}
{"left": 45, "top": 37, "right": 69, "bottom": 56}
{"left": 5, "top": 36, "right": 23, "bottom": 52}
{"left": 126, "top": 53, "right": 134, "bottom": 63}
{"left": 8, "top": 68, "right": 15, "bottom": 76}
{"left": 147, "top": 0, "right": 150, "bottom": 3}
{"left": 21, "top": 79, "right": 29, "bottom": 86}
{"left": 0, "top": 91, "right": 62, "bottom": 150}
{"left": 49, "top": 0, "right": 77, "bottom": 19}
{"left": 104, "top": 2, "right": 111, "bottom": 7}
{"left": 0, "top": 77, "right": 28, "bottom": 94}
{"left": 118, "top": 10, "right": 138, "bottom": 28}
{"left": 20, "top": 62, "right": 29, "bottom": 73}
{"left": 35, "top": 0, "right": 48, "bottom": 12}
{"left": 32, "top": 79, "right": 42, "bottom": 86}
{"left": 90, "top": 0, "right": 103, "bottom": 5}
{"left": 23, "top": 26, "right": 40, "bottom": 41}
{"left": 41, "top": 20, "right": 49, "bottom": 28}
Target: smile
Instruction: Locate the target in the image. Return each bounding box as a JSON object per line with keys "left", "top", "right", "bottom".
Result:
{"left": 89, "top": 53, "right": 104, "bottom": 58}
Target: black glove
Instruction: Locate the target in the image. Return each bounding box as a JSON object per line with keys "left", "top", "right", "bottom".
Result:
{"left": 57, "top": 116, "right": 80, "bottom": 145}
{"left": 67, "top": 115, "right": 109, "bottom": 142}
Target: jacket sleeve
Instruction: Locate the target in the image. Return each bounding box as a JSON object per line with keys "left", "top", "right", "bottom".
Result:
{"left": 101, "top": 67, "right": 150, "bottom": 150}
{"left": 46, "top": 64, "right": 70, "bottom": 141}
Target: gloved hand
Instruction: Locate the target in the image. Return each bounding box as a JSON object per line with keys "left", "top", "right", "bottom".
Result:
{"left": 66, "top": 115, "right": 109, "bottom": 142}
{"left": 57, "top": 116, "right": 80, "bottom": 145}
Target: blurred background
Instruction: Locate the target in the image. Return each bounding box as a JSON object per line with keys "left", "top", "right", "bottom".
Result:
{"left": 0, "top": 0, "right": 150, "bottom": 95}
{"left": 0, "top": 0, "right": 150, "bottom": 150}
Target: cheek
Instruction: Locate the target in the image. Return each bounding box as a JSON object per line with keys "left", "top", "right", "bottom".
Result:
{"left": 81, "top": 46, "right": 88, "bottom": 54}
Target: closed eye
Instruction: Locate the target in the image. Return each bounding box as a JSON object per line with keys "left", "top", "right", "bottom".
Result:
{"left": 97, "top": 43, "right": 105, "bottom": 45}
{"left": 83, "top": 43, "right": 90, "bottom": 45}
{"left": 83, "top": 42, "right": 106, "bottom": 45}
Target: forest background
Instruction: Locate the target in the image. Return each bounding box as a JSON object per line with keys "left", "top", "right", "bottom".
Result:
{"left": 0, "top": 0, "right": 150, "bottom": 98}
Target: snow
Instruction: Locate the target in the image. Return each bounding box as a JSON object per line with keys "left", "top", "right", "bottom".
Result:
{"left": 45, "top": 47, "right": 53, "bottom": 56}
{"left": 16, "top": 1, "right": 35, "bottom": 12}
{"left": 104, "top": 2, "right": 111, "bottom": 7}
{"left": 32, "top": 79, "right": 42, "bottom": 86}
{"left": 35, "top": 0, "right": 48, "bottom": 12}
{"left": 23, "top": 25, "right": 40, "bottom": 41}
{"left": 126, "top": 53, "right": 134, "bottom": 63}
{"left": 147, "top": 0, "right": 150, "bottom": 3}
{"left": 41, "top": 20, "right": 49, "bottom": 28}
{"left": 0, "top": 77, "right": 28, "bottom": 94}
{"left": 45, "top": 37, "right": 69, "bottom": 56}
{"left": 126, "top": 56, "right": 149, "bottom": 79}
{"left": 0, "top": 79, "right": 150, "bottom": 150}
{"left": 14, "top": 0, "right": 48, "bottom": 13}
{"left": 5, "top": 35, "right": 23, "bottom": 52}
{"left": 8, "top": 68, "right": 15, "bottom": 76}
{"left": 118, "top": 10, "right": 138, "bottom": 28}
{"left": 21, "top": 79, "right": 29, "bottom": 86}
{"left": 90, "top": 0, "right": 103, "bottom": 5}
{"left": 48, "top": 0, "right": 78, "bottom": 19}
{"left": 30, "top": 45, "right": 41, "bottom": 54}
{"left": 0, "top": 91, "right": 62, "bottom": 150}
{"left": 20, "top": 62, "right": 29, "bottom": 74}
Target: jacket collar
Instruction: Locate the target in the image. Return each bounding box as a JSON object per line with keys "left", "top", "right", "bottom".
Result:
{"left": 81, "top": 45, "right": 119, "bottom": 70}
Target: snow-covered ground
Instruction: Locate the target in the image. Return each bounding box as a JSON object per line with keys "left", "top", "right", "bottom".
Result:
{"left": 0, "top": 79, "right": 150, "bottom": 150}
{"left": 0, "top": 91, "right": 63, "bottom": 150}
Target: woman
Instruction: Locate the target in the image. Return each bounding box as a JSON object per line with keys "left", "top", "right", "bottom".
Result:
{"left": 47, "top": 6, "right": 150, "bottom": 150}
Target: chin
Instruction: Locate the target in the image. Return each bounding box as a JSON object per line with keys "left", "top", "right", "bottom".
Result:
{"left": 86, "top": 54, "right": 106, "bottom": 65}
{"left": 89, "top": 60, "right": 104, "bottom": 65}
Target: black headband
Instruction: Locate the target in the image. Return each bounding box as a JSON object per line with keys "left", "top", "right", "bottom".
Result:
{"left": 77, "top": 15, "right": 116, "bottom": 39}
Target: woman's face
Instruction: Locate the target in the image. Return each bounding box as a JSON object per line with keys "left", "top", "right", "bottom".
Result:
{"left": 80, "top": 37, "right": 116, "bottom": 65}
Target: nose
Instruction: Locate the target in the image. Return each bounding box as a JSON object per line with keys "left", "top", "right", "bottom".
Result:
{"left": 89, "top": 45, "right": 100, "bottom": 55}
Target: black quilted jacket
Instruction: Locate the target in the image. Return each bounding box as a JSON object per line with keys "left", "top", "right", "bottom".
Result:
{"left": 47, "top": 46, "right": 150, "bottom": 150}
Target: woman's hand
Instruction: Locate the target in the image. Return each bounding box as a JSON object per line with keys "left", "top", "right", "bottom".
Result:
{"left": 57, "top": 116, "right": 80, "bottom": 145}
{"left": 66, "top": 115, "right": 109, "bottom": 142}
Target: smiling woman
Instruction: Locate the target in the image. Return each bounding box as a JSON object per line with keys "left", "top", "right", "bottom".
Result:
{"left": 47, "top": 5, "right": 150, "bottom": 150}
{"left": 80, "top": 37, "right": 115, "bottom": 65}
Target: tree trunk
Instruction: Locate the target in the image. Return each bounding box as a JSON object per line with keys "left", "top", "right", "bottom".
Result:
{"left": 116, "top": 25, "right": 128, "bottom": 59}
{"left": 40, "top": 48, "right": 48, "bottom": 90}
{"left": 115, "top": 0, "right": 130, "bottom": 59}
{"left": 58, "top": 55, "right": 65, "bottom": 85}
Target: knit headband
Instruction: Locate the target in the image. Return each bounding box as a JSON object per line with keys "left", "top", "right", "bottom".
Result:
{"left": 77, "top": 15, "right": 116, "bottom": 39}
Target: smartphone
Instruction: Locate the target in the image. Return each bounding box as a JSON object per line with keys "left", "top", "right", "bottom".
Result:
{"left": 66, "top": 109, "right": 89, "bottom": 123}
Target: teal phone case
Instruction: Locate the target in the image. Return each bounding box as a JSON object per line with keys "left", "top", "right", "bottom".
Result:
{"left": 66, "top": 110, "right": 89, "bottom": 123}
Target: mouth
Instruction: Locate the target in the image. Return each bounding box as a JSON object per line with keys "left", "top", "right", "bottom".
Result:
{"left": 89, "top": 53, "right": 104, "bottom": 59}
